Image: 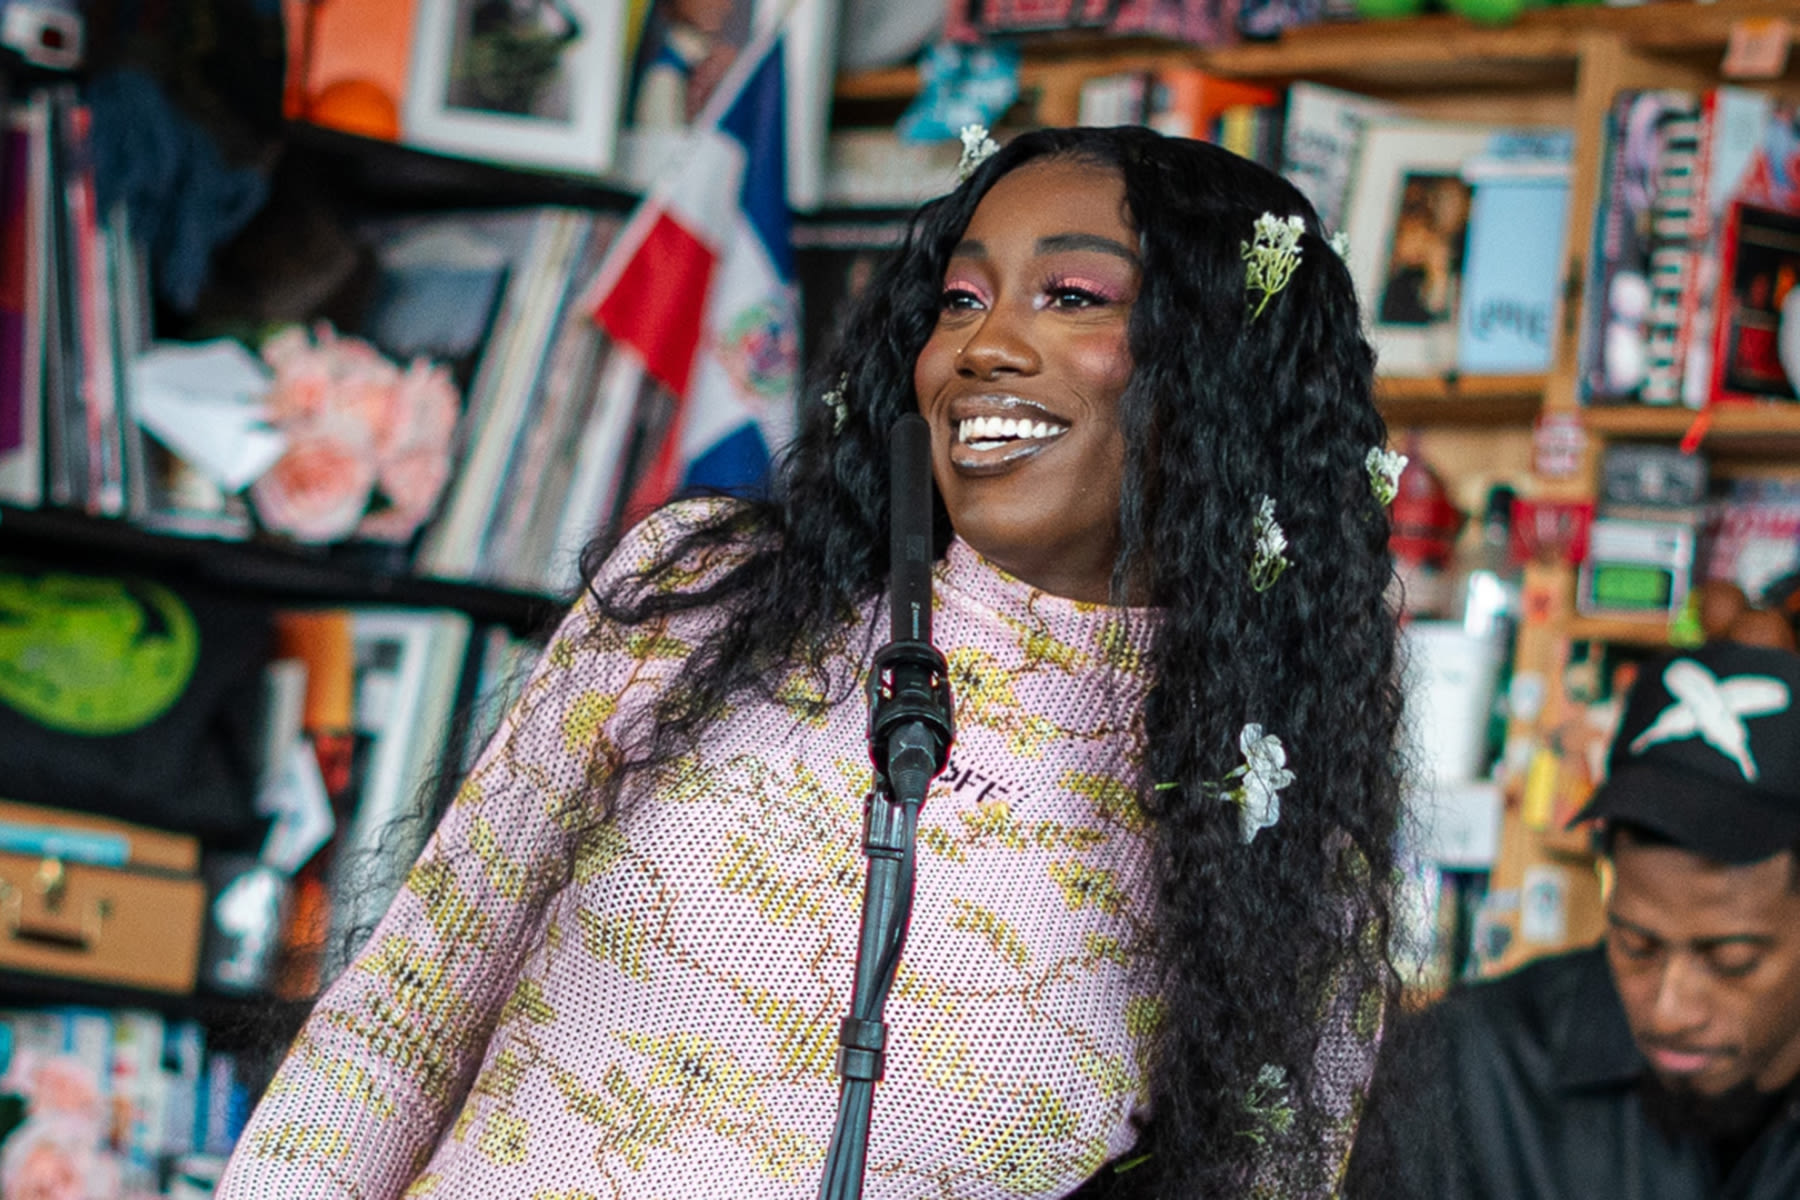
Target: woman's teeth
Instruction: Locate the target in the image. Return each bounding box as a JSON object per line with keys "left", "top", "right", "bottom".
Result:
{"left": 956, "top": 416, "right": 1067, "bottom": 450}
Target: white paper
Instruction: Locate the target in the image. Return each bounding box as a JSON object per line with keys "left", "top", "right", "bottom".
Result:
{"left": 258, "top": 740, "right": 336, "bottom": 876}
{"left": 130, "top": 340, "right": 286, "bottom": 492}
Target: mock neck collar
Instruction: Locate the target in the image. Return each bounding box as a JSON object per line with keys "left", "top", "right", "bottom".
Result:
{"left": 932, "top": 538, "right": 1161, "bottom": 682}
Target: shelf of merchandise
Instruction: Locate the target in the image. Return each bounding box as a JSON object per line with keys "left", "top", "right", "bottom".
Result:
{"left": 834, "top": 0, "right": 1785, "bottom": 110}
{"left": 0, "top": 504, "right": 562, "bottom": 637}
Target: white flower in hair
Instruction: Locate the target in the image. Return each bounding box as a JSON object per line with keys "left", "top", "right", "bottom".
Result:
{"left": 958, "top": 124, "right": 1000, "bottom": 183}
{"left": 1223, "top": 724, "right": 1295, "bottom": 844}
{"left": 1366, "top": 447, "right": 1407, "bottom": 506}
{"left": 822, "top": 373, "right": 849, "bottom": 433}
{"left": 1243, "top": 213, "right": 1306, "bottom": 319}
{"left": 1242, "top": 1062, "right": 1297, "bottom": 1143}
{"left": 1329, "top": 231, "right": 1351, "bottom": 260}
{"left": 1249, "top": 495, "right": 1291, "bottom": 593}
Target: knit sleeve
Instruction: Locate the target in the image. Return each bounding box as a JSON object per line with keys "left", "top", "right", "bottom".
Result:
{"left": 1249, "top": 952, "right": 1388, "bottom": 1199}
{"left": 214, "top": 500, "right": 740, "bottom": 1200}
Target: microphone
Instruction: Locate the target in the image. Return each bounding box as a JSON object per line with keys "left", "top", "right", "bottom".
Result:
{"left": 819, "top": 415, "right": 956, "bottom": 1200}
{"left": 872, "top": 415, "right": 952, "bottom": 806}
{"left": 889, "top": 413, "right": 934, "bottom": 645}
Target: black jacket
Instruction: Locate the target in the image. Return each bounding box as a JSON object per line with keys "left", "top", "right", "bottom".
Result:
{"left": 1357, "top": 946, "right": 1800, "bottom": 1200}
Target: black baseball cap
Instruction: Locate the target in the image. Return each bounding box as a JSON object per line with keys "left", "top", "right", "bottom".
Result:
{"left": 1572, "top": 642, "right": 1800, "bottom": 865}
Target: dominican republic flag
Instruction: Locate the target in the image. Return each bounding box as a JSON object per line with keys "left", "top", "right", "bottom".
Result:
{"left": 585, "top": 30, "right": 798, "bottom": 514}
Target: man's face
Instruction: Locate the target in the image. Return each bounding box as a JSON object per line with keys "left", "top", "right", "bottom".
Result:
{"left": 1606, "top": 830, "right": 1800, "bottom": 1098}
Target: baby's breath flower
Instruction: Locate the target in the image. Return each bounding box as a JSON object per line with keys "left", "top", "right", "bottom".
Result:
{"left": 1366, "top": 446, "right": 1408, "bottom": 506}
{"left": 1249, "top": 495, "right": 1291, "bottom": 593}
{"left": 822, "top": 373, "right": 849, "bottom": 434}
{"left": 957, "top": 124, "right": 1000, "bottom": 183}
{"left": 1243, "top": 213, "right": 1306, "bottom": 319}
{"left": 1240, "top": 1063, "right": 1296, "bottom": 1144}
{"left": 1329, "top": 230, "right": 1351, "bottom": 260}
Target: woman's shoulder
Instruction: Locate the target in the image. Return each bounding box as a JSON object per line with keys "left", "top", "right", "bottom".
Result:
{"left": 590, "top": 496, "right": 770, "bottom": 597}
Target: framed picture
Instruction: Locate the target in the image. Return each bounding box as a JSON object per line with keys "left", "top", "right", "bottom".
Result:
{"left": 403, "top": 0, "right": 631, "bottom": 175}
{"left": 614, "top": 0, "right": 840, "bottom": 209}
{"left": 1709, "top": 201, "right": 1800, "bottom": 405}
{"left": 1343, "top": 121, "right": 1496, "bottom": 376}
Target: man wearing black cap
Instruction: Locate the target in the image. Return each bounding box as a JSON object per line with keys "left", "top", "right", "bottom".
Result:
{"left": 1351, "top": 641, "right": 1800, "bottom": 1199}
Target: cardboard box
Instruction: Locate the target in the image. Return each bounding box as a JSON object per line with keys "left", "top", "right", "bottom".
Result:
{"left": 0, "top": 801, "right": 205, "bottom": 993}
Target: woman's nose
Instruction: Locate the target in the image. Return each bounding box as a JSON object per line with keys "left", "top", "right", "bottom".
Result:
{"left": 956, "top": 304, "right": 1040, "bottom": 379}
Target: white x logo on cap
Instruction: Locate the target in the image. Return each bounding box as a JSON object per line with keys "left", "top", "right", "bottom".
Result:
{"left": 1629, "top": 660, "right": 1790, "bottom": 782}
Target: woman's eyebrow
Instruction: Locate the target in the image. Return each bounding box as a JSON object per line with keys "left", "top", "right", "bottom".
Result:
{"left": 1037, "top": 233, "right": 1140, "bottom": 266}
{"left": 948, "top": 234, "right": 1141, "bottom": 267}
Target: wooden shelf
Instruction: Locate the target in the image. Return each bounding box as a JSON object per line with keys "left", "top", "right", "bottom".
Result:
{"left": 1565, "top": 613, "right": 1677, "bottom": 648}
{"left": 0, "top": 505, "right": 562, "bottom": 637}
{"left": 1582, "top": 403, "right": 1800, "bottom": 438}
{"left": 834, "top": 0, "right": 1795, "bottom": 103}
{"left": 1376, "top": 374, "right": 1545, "bottom": 427}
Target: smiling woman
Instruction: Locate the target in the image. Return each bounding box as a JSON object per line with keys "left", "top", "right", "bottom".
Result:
{"left": 914, "top": 158, "right": 1137, "bottom": 604}
{"left": 215, "top": 127, "right": 1405, "bottom": 1200}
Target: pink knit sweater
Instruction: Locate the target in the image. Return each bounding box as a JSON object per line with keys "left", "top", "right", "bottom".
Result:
{"left": 216, "top": 502, "right": 1359, "bottom": 1200}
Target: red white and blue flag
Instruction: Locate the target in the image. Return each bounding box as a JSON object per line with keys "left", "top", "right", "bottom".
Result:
{"left": 585, "top": 31, "right": 798, "bottom": 513}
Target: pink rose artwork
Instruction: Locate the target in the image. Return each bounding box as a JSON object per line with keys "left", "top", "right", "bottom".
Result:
{"left": 26, "top": 1058, "right": 101, "bottom": 1125}
{"left": 252, "top": 323, "right": 461, "bottom": 545}
{"left": 0, "top": 1115, "right": 107, "bottom": 1200}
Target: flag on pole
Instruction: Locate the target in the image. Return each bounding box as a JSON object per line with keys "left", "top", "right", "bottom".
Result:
{"left": 584, "top": 29, "right": 798, "bottom": 515}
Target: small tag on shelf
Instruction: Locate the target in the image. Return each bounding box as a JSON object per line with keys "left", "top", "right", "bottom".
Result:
{"left": 1721, "top": 17, "right": 1793, "bottom": 81}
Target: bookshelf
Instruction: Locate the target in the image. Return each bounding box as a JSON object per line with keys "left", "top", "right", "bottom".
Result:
{"left": 4, "top": 2, "right": 1800, "bottom": 1173}
{"left": 0, "top": 503, "right": 561, "bottom": 637}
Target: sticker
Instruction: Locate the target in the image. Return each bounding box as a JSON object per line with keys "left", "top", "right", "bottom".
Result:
{"left": 1721, "top": 18, "right": 1792, "bottom": 81}
{"left": 1532, "top": 411, "right": 1587, "bottom": 480}
{"left": 1521, "top": 864, "right": 1569, "bottom": 945}
{"left": 1508, "top": 671, "right": 1548, "bottom": 722}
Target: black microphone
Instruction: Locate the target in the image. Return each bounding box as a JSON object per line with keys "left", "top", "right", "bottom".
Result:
{"left": 820, "top": 414, "right": 956, "bottom": 1200}
{"left": 869, "top": 414, "right": 952, "bottom": 807}
{"left": 889, "top": 413, "right": 934, "bottom": 645}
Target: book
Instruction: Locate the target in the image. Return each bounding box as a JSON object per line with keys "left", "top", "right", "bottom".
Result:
{"left": 1656, "top": 87, "right": 1774, "bottom": 409}
{"left": 1279, "top": 81, "right": 1400, "bottom": 234}
{"left": 416, "top": 208, "right": 594, "bottom": 579}
{"left": 1456, "top": 136, "right": 1574, "bottom": 374}
{"left": 1577, "top": 89, "right": 1699, "bottom": 406}
{"left": 0, "top": 97, "right": 46, "bottom": 507}
{"left": 1641, "top": 103, "right": 1704, "bottom": 405}
{"left": 321, "top": 608, "right": 472, "bottom": 981}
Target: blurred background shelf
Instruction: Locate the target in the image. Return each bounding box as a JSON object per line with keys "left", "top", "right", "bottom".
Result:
{"left": 1377, "top": 374, "right": 1545, "bottom": 427}
{"left": 1565, "top": 613, "right": 1679, "bottom": 647}
{"left": 0, "top": 504, "right": 561, "bottom": 636}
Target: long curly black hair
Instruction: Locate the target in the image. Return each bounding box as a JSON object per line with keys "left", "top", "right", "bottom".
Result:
{"left": 582, "top": 126, "right": 1407, "bottom": 1198}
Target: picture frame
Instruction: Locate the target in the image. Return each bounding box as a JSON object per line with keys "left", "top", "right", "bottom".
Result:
{"left": 613, "top": 0, "right": 840, "bottom": 209}
{"left": 403, "top": 0, "right": 631, "bottom": 175}
{"left": 1343, "top": 121, "right": 1497, "bottom": 377}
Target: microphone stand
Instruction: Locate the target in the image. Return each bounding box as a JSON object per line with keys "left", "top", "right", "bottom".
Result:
{"left": 817, "top": 414, "right": 954, "bottom": 1200}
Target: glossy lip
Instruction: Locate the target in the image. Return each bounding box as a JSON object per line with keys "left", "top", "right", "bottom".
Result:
{"left": 944, "top": 393, "right": 1071, "bottom": 475}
